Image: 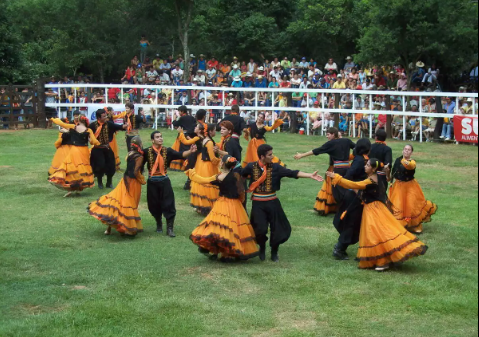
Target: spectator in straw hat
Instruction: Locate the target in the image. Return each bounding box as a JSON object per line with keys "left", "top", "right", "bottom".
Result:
{"left": 412, "top": 61, "right": 426, "bottom": 85}
{"left": 344, "top": 56, "right": 356, "bottom": 74}
{"left": 198, "top": 54, "right": 207, "bottom": 71}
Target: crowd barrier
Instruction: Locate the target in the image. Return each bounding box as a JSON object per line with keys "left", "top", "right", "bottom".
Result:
{"left": 45, "top": 84, "right": 478, "bottom": 143}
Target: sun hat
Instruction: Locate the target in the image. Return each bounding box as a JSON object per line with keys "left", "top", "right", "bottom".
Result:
{"left": 258, "top": 75, "right": 264, "bottom": 79}
{"left": 259, "top": 66, "right": 264, "bottom": 71}
{"left": 246, "top": 72, "right": 253, "bottom": 77}
{"left": 234, "top": 76, "right": 241, "bottom": 81}
{"left": 346, "top": 56, "right": 352, "bottom": 60}
{"left": 233, "top": 65, "right": 239, "bottom": 69}
{"left": 416, "top": 61, "right": 425, "bottom": 68}
{"left": 190, "top": 54, "right": 196, "bottom": 58}
{"left": 467, "top": 98, "right": 474, "bottom": 103}
{"left": 337, "top": 74, "right": 343, "bottom": 78}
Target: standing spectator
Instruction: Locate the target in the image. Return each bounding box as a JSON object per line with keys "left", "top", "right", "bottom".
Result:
{"left": 139, "top": 35, "right": 151, "bottom": 64}
{"left": 171, "top": 65, "right": 184, "bottom": 85}
{"left": 325, "top": 58, "right": 338, "bottom": 73}
{"left": 198, "top": 54, "right": 207, "bottom": 72}
{"left": 440, "top": 97, "right": 457, "bottom": 141}
{"left": 344, "top": 56, "right": 356, "bottom": 74}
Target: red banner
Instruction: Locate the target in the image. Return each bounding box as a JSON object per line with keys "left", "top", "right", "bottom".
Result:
{"left": 454, "top": 116, "right": 478, "bottom": 143}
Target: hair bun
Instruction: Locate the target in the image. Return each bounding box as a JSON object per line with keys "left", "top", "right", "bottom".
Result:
{"left": 380, "top": 162, "right": 385, "bottom": 169}
{"left": 228, "top": 157, "right": 237, "bottom": 163}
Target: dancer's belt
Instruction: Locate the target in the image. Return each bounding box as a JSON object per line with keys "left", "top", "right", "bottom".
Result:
{"left": 334, "top": 161, "right": 350, "bottom": 169}
{"left": 252, "top": 193, "right": 277, "bottom": 202}
{"left": 148, "top": 175, "right": 170, "bottom": 182}
{"left": 377, "top": 171, "right": 386, "bottom": 176}
{"left": 232, "top": 133, "right": 240, "bottom": 139}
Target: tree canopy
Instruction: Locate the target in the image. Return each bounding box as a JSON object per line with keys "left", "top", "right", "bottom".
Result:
{"left": 0, "top": 0, "right": 477, "bottom": 84}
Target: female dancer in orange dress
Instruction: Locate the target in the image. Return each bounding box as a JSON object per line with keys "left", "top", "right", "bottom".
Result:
{"left": 190, "top": 123, "right": 221, "bottom": 215}
{"left": 327, "top": 158, "right": 428, "bottom": 271}
{"left": 48, "top": 118, "right": 72, "bottom": 178}
{"left": 389, "top": 145, "right": 438, "bottom": 234}
{"left": 187, "top": 156, "right": 259, "bottom": 262}
{"left": 49, "top": 117, "right": 100, "bottom": 197}
{"left": 88, "top": 136, "right": 146, "bottom": 237}
{"left": 105, "top": 107, "right": 122, "bottom": 172}
{"left": 243, "top": 113, "right": 284, "bottom": 167}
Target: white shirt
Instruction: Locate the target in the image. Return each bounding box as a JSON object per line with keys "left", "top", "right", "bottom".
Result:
{"left": 172, "top": 69, "right": 184, "bottom": 78}
{"left": 248, "top": 63, "right": 256, "bottom": 73}
{"left": 299, "top": 81, "right": 311, "bottom": 89}
{"left": 325, "top": 63, "right": 338, "bottom": 72}
{"left": 269, "top": 70, "right": 281, "bottom": 81}
{"left": 362, "top": 83, "right": 374, "bottom": 90}
{"left": 206, "top": 68, "right": 216, "bottom": 79}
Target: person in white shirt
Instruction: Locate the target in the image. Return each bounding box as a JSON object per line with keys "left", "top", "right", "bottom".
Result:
{"left": 241, "top": 110, "right": 253, "bottom": 124}
{"left": 160, "top": 60, "right": 171, "bottom": 72}
{"left": 423, "top": 64, "right": 440, "bottom": 84}
{"left": 291, "top": 73, "right": 302, "bottom": 88}
{"left": 325, "top": 58, "right": 338, "bottom": 72}
{"left": 171, "top": 66, "right": 184, "bottom": 84}
{"left": 299, "top": 58, "right": 309, "bottom": 70}
{"left": 197, "top": 70, "right": 206, "bottom": 86}
{"left": 271, "top": 57, "right": 281, "bottom": 70}
{"left": 247, "top": 59, "right": 257, "bottom": 74}
{"left": 299, "top": 77, "right": 311, "bottom": 89}
{"left": 362, "top": 79, "right": 374, "bottom": 90}
{"left": 159, "top": 71, "right": 170, "bottom": 84}
{"left": 206, "top": 66, "right": 217, "bottom": 83}
{"left": 269, "top": 68, "right": 282, "bottom": 82}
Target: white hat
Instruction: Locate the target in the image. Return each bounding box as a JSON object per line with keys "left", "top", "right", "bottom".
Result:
{"left": 337, "top": 74, "right": 343, "bottom": 78}
{"left": 416, "top": 61, "right": 425, "bottom": 68}
{"left": 346, "top": 56, "right": 352, "bottom": 60}
{"left": 193, "top": 77, "right": 199, "bottom": 82}
{"left": 246, "top": 72, "right": 253, "bottom": 77}
{"left": 233, "top": 65, "right": 239, "bottom": 69}
{"left": 259, "top": 66, "right": 264, "bottom": 71}
{"left": 234, "top": 76, "right": 241, "bottom": 81}
{"left": 467, "top": 98, "right": 474, "bottom": 103}
{"left": 190, "top": 54, "right": 196, "bottom": 58}
{"left": 197, "top": 69, "right": 203, "bottom": 73}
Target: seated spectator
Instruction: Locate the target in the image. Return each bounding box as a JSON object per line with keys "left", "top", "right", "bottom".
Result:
{"left": 280, "top": 75, "right": 291, "bottom": 88}
{"left": 269, "top": 77, "right": 280, "bottom": 89}
{"left": 412, "top": 61, "right": 426, "bottom": 85}
{"left": 333, "top": 75, "right": 346, "bottom": 89}
{"left": 244, "top": 92, "right": 255, "bottom": 107}
{"left": 397, "top": 73, "right": 408, "bottom": 90}
{"left": 325, "top": 58, "right": 338, "bottom": 73}
{"left": 208, "top": 57, "right": 219, "bottom": 69}
{"left": 362, "top": 78, "right": 374, "bottom": 90}
{"left": 171, "top": 65, "right": 183, "bottom": 84}
{"left": 243, "top": 73, "right": 255, "bottom": 88}
{"left": 255, "top": 75, "right": 268, "bottom": 88}
{"left": 358, "top": 69, "right": 367, "bottom": 84}
{"left": 339, "top": 113, "right": 349, "bottom": 134}
{"left": 206, "top": 65, "right": 217, "bottom": 83}
{"left": 344, "top": 56, "right": 356, "bottom": 74}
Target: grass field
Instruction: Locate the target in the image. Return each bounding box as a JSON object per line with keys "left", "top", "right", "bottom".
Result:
{"left": 0, "top": 128, "right": 478, "bottom": 337}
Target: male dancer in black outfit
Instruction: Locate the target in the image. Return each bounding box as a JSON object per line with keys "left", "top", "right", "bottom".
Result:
{"left": 219, "top": 105, "right": 247, "bottom": 154}
{"left": 242, "top": 144, "right": 323, "bottom": 262}
{"left": 89, "top": 109, "right": 127, "bottom": 189}
{"left": 144, "top": 131, "right": 197, "bottom": 237}
{"left": 369, "top": 129, "right": 393, "bottom": 192}
{"left": 173, "top": 105, "right": 198, "bottom": 190}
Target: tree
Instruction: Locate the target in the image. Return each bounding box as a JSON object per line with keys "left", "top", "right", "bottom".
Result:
{"left": 0, "top": 9, "right": 24, "bottom": 84}
{"left": 356, "top": 0, "right": 478, "bottom": 88}
{"left": 174, "top": 0, "right": 196, "bottom": 82}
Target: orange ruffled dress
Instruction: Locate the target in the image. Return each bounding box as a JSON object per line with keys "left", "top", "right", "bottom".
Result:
{"left": 88, "top": 152, "right": 146, "bottom": 236}
{"left": 243, "top": 119, "right": 285, "bottom": 167}
{"left": 110, "top": 133, "right": 121, "bottom": 171}
{"left": 332, "top": 174, "right": 428, "bottom": 270}
{"left": 48, "top": 119, "right": 99, "bottom": 191}
{"left": 48, "top": 132, "right": 72, "bottom": 177}
{"left": 190, "top": 139, "right": 220, "bottom": 214}
{"left": 187, "top": 169, "right": 259, "bottom": 260}
{"left": 389, "top": 157, "right": 438, "bottom": 234}
{"left": 169, "top": 135, "right": 185, "bottom": 171}
{"left": 314, "top": 166, "right": 337, "bottom": 216}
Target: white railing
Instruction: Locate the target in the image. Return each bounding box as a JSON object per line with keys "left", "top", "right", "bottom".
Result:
{"left": 45, "top": 84, "right": 478, "bottom": 143}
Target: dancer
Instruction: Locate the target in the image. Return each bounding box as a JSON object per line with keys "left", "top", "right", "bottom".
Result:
{"left": 187, "top": 155, "right": 259, "bottom": 261}
{"left": 88, "top": 136, "right": 146, "bottom": 237}
{"left": 190, "top": 123, "right": 221, "bottom": 215}
{"left": 48, "top": 118, "right": 72, "bottom": 178}
{"left": 115, "top": 103, "right": 146, "bottom": 151}
{"left": 242, "top": 144, "right": 323, "bottom": 262}
{"left": 389, "top": 145, "right": 438, "bottom": 234}
{"left": 294, "top": 128, "right": 356, "bottom": 214}
{"left": 105, "top": 107, "right": 122, "bottom": 171}
{"left": 332, "top": 138, "right": 371, "bottom": 260}
{"left": 89, "top": 109, "right": 127, "bottom": 189}
{"left": 173, "top": 106, "right": 199, "bottom": 189}
{"left": 327, "top": 159, "right": 428, "bottom": 271}
{"left": 219, "top": 105, "right": 247, "bottom": 157}
{"left": 369, "top": 129, "right": 393, "bottom": 192}
{"left": 49, "top": 117, "right": 100, "bottom": 197}
{"left": 242, "top": 113, "right": 284, "bottom": 167}
{"left": 144, "top": 131, "right": 197, "bottom": 237}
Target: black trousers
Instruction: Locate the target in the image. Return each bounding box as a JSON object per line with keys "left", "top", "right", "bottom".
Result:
{"left": 147, "top": 177, "right": 176, "bottom": 223}
{"left": 90, "top": 147, "right": 116, "bottom": 178}
{"left": 250, "top": 199, "right": 291, "bottom": 248}
{"left": 334, "top": 190, "right": 363, "bottom": 249}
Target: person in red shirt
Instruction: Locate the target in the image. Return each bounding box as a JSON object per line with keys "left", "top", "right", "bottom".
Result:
{"left": 376, "top": 112, "right": 387, "bottom": 134}
{"left": 207, "top": 57, "right": 219, "bottom": 69}
{"left": 108, "top": 87, "right": 120, "bottom": 103}
{"left": 374, "top": 74, "right": 387, "bottom": 88}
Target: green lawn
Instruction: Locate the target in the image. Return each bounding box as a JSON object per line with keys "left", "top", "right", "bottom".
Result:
{"left": 0, "top": 129, "right": 477, "bottom": 337}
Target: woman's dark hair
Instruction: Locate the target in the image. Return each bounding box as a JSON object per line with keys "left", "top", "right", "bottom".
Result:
{"left": 257, "top": 144, "right": 273, "bottom": 159}
{"left": 327, "top": 127, "right": 339, "bottom": 138}
{"left": 369, "top": 158, "right": 384, "bottom": 171}
{"left": 206, "top": 124, "right": 216, "bottom": 138}
{"left": 196, "top": 109, "right": 207, "bottom": 121}
{"left": 356, "top": 138, "right": 372, "bottom": 156}
{"left": 222, "top": 155, "right": 238, "bottom": 170}
{"left": 151, "top": 131, "right": 162, "bottom": 140}
{"left": 376, "top": 129, "right": 387, "bottom": 142}
{"left": 231, "top": 105, "right": 240, "bottom": 114}
{"left": 125, "top": 102, "right": 135, "bottom": 110}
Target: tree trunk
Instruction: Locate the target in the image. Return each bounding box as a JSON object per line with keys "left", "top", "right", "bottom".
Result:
{"left": 434, "top": 97, "right": 445, "bottom": 140}
{"left": 183, "top": 32, "right": 190, "bottom": 83}
{"left": 385, "top": 95, "right": 393, "bottom": 139}
{"left": 334, "top": 93, "right": 340, "bottom": 128}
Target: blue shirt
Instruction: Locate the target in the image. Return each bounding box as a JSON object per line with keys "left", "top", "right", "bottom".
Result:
{"left": 232, "top": 81, "right": 243, "bottom": 88}
{"left": 255, "top": 79, "right": 268, "bottom": 88}
{"left": 243, "top": 81, "right": 254, "bottom": 88}
{"left": 445, "top": 101, "right": 456, "bottom": 114}
{"left": 198, "top": 60, "right": 207, "bottom": 71}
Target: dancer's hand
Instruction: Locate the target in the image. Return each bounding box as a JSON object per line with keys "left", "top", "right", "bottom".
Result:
{"left": 326, "top": 171, "right": 336, "bottom": 179}
{"left": 294, "top": 153, "right": 303, "bottom": 160}
{"left": 190, "top": 145, "right": 198, "bottom": 153}
{"left": 177, "top": 127, "right": 184, "bottom": 133}
{"left": 311, "top": 171, "right": 324, "bottom": 182}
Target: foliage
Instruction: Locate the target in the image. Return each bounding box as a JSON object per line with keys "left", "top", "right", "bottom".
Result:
{"left": 356, "top": 0, "right": 479, "bottom": 77}
{"left": 0, "top": 0, "right": 477, "bottom": 84}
